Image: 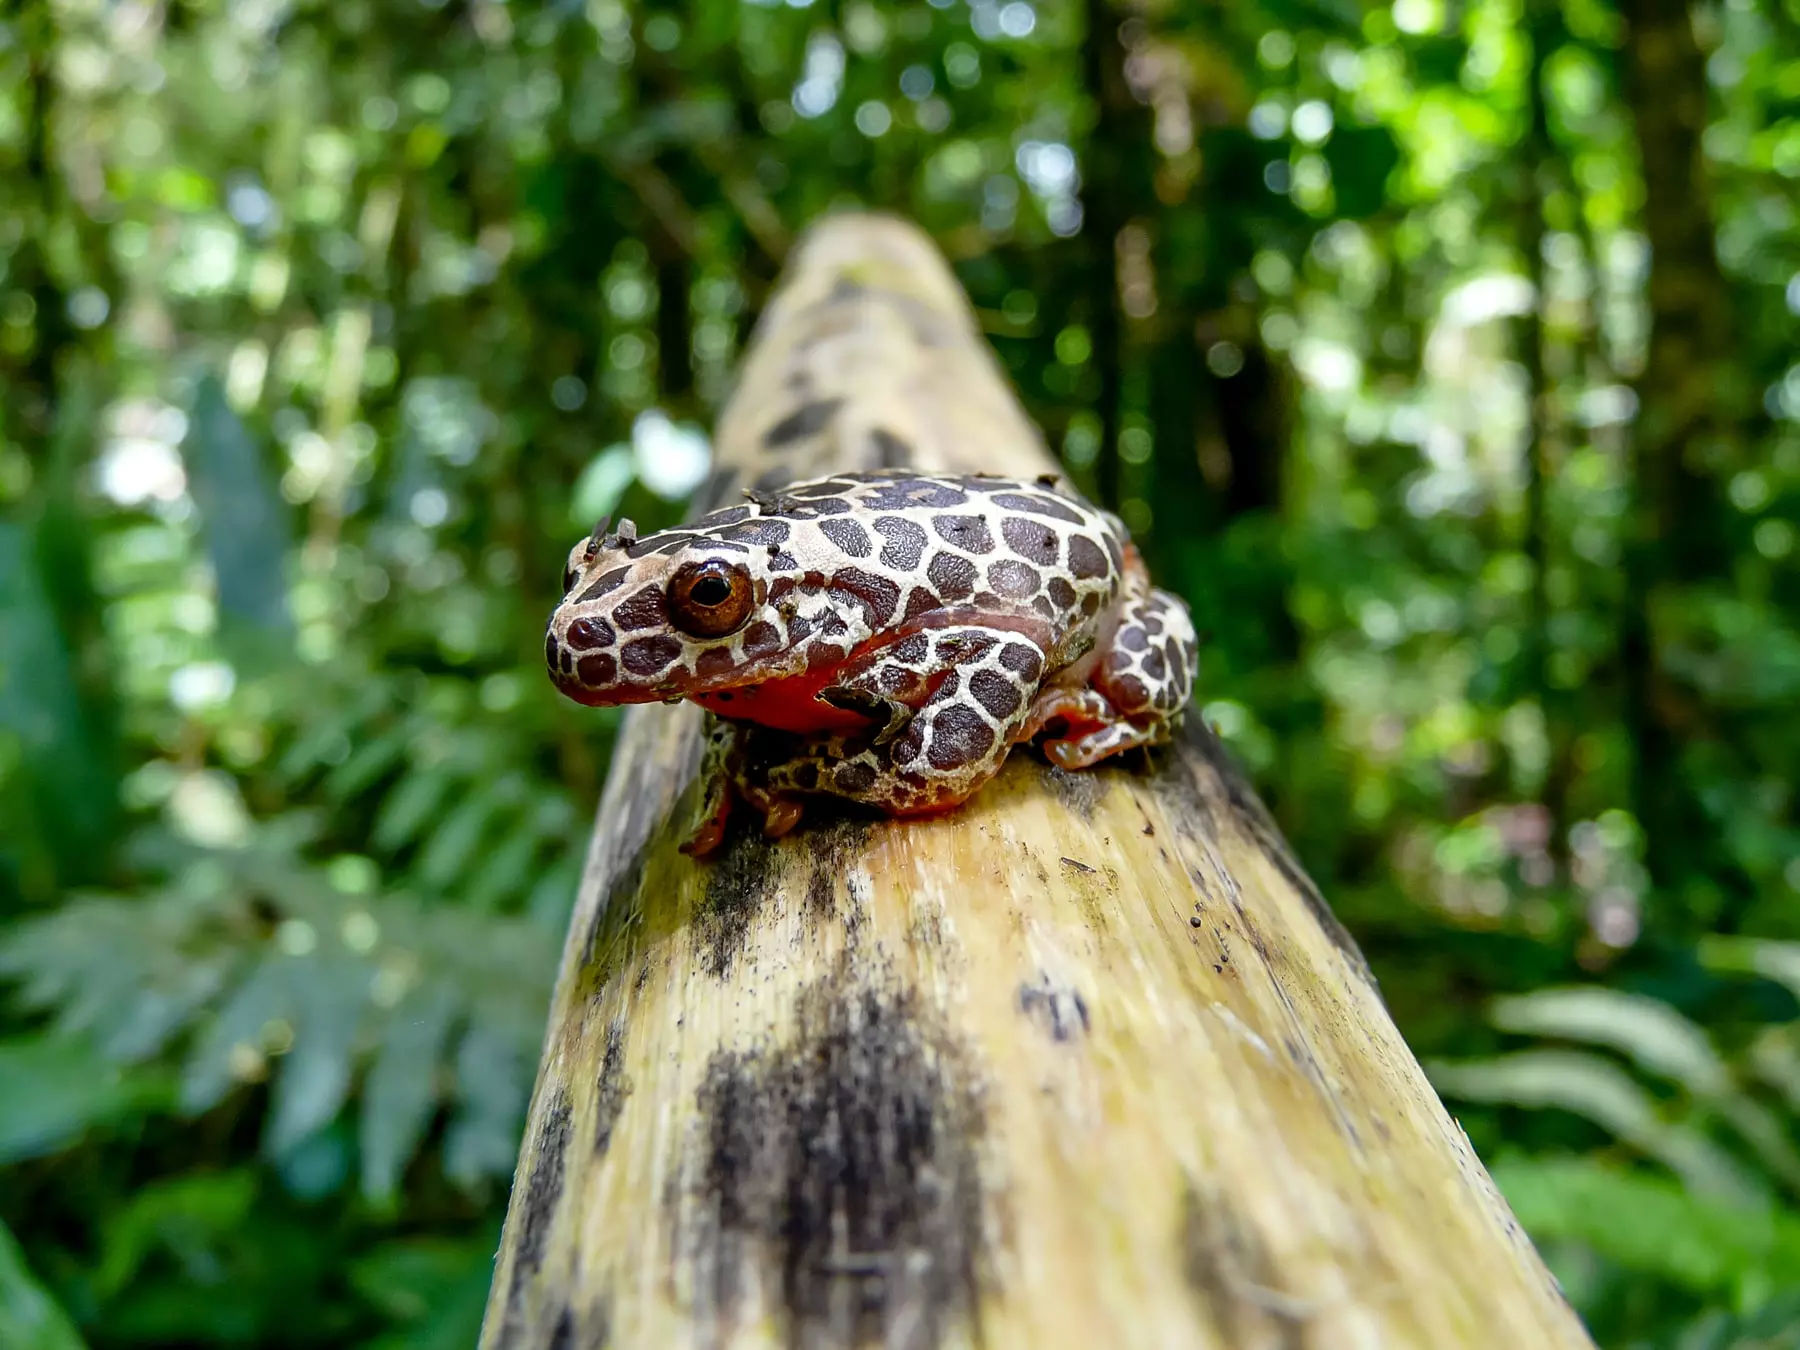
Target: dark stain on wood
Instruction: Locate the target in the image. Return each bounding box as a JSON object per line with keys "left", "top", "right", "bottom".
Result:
{"left": 497, "top": 1089, "right": 574, "bottom": 1346}
{"left": 1018, "top": 974, "right": 1091, "bottom": 1042}
{"left": 1042, "top": 761, "right": 1104, "bottom": 817}
{"left": 685, "top": 958, "right": 987, "bottom": 1349}
{"left": 691, "top": 464, "right": 740, "bottom": 516}
{"left": 1179, "top": 1179, "right": 1307, "bottom": 1349}
{"left": 801, "top": 818, "right": 872, "bottom": 932}
{"left": 763, "top": 397, "right": 845, "bottom": 450}
{"left": 698, "top": 826, "right": 783, "bottom": 977}
{"left": 594, "top": 1017, "right": 630, "bottom": 1155}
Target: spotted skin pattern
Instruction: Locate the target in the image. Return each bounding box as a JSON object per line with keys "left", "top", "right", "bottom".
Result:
{"left": 545, "top": 470, "right": 1198, "bottom": 855}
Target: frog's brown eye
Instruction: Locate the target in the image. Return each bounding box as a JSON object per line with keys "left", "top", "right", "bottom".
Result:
{"left": 667, "top": 560, "right": 753, "bottom": 638}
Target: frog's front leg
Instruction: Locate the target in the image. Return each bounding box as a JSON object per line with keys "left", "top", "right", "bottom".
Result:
{"left": 681, "top": 717, "right": 805, "bottom": 857}
{"left": 765, "top": 626, "right": 1051, "bottom": 818}
{"left": 1029, "top": 587, "right": 1198, "bottom": 769}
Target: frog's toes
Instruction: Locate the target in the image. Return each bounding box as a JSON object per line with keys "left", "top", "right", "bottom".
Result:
{"left": 1043, "top": 719, "right": 1165, "bottom": 770}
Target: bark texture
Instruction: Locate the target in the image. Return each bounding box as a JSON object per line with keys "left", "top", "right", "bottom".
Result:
{"left": 480, "top": 213, "right": 1595, "bottom": 1350}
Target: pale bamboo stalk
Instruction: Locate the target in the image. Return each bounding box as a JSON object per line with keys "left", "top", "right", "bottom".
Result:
{"left": 480, "top": 212, "right": 1595, "bottom": 1350}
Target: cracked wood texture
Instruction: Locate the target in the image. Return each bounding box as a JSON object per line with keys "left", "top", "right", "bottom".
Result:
{"left": 480, "top": 213, "right": 1595, "bottom": 1350}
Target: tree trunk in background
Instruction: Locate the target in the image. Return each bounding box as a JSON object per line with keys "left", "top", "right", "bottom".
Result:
{"left": 1616, "top": 0, "right": 1744, "bottom": 918}
{"left": 479, "top": 212, "right": 1596, "bottom": 1350}
{"left": 1079, "top": 0, "right": 1147, "bottom": 510}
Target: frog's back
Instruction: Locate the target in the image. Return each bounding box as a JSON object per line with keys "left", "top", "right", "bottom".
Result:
{"left": 733, "top": 471, "right": 1127, "bottom": 654}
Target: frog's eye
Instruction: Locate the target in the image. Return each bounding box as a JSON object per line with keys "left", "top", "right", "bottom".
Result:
{"left": 667, "top": 560, "right": 754, "bottom": 639}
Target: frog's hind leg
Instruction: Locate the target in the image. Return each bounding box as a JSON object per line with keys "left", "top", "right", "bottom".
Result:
{"left": 1038, "top": 587, "right": 1199, "bottom": 770}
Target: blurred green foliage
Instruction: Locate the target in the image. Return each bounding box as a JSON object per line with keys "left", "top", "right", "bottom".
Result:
{"left": 0, "top": 0, "right": 1797, "bottom": 1344}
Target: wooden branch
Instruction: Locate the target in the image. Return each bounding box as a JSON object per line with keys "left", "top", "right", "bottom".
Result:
{"left": 481, "top": 213, "right": 1595, "bottom": 1350}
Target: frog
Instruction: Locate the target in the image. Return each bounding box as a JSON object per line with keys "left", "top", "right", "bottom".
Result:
{"left": 544, "top": 470, "right": 1199, "bottom": 857}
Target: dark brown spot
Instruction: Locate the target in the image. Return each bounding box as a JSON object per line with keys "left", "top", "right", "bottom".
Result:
{"left": 1032, "top": 596, "right": 1057, "bottom": 619}
{"left": 834, "top": 761, "right": 877, "bottom": 794}
{"left": 1115, "top": 673, "right": 1150, "bottom": 708}
{"left": 768, "top": 576, "right": 797, "bottom": 603}
{"left": 1068, "top": 535, "right": 1109, "bottom": 580}
{"left": 1001, "top": 516, "right": 1061, "bottom": 566}
{"left": 868, "top": 478, "right": 969, "bottom": 510}
{"left": 806, "top": 642, "right": 848, "bottom": 672}
{"left": 932, "top": 515, "right": 994, "bottom": 554}
{"left": 787, "top": 614, "right": 816, "bottom": 644}
{"left": 622, "top": 634, "right": 683, "bottom": 676}
{"left": 999, "top": 643, "right": 1044, "bottom": 682}
{"left": 1167, "top": 641, "right": 1187, "bottom": 686}
{"left": 1048, "top": 577, "right": 1077, "bottom": 609}
{"left": 834, "top": 567, "right": 903, "bottom": 627}
{"left": 902, "top": 587, "right": 940, "bottom": 622}
{"left": 869, "top": 427, "right": 913, "bottom": 468}
{"left": 892, "top": 721, "right": 927, "bottom": 763}
{"left": 970, "top": 670, "right": 1022, "bottom": 720}
{"left": 787, "top": 496, "right": 854, "bottom": 517}
{"left": 768, "top": 551, "right": 801, "bottom": 573}
{"left": 615, "top": 585, "right": 669, "bottom": 631}
{"left": 791, "top": 476, "right": 859, "bottom": 498}
{"left": 1144, "top": 614, "right": 1165, "bottom": 636}
{"left": 1143, "top": 649, "right": 1168, "bottom": 681}
{"left": 719, "top": 518, "right": 791, "bottom": 548}
{"left": 566, "top": 616, "right": 615, "bottom": 650}
{"left": 1105, "top": 531, "right": 1124, "bottom": 571}
{"left": 690, "top": 504, "right": 754, "bottom": 531}
{"left": 927, "top": 552, "right": 978, "bottom": 600}
{"left": 762, "top": 398, "right": 843, "bottom": 449}
{"left": 560, "top": 650, "right": 574, "bottom": 674}
{"left": 927, "top": 668, "right": 961, "bottom": 702}
{"left": 1080, "top": 590, "right": 1104, "bottom": 617}
{"left": 1119, "top": 625, "right": 1150, "bottom": 652}
{"left": 545, "top": 633, "right": 560, "bottom": 668}
{"left": 696, "top": 646, "right": 739, "bottom": 678}
{"left": 892, "top": 632, "right": 931, "bottom": 664}
{"left": 742, "top": 621, "right": 784, "bottom": 658}
{"left": 991, "top": 491, "right": 1084, "bottom": 524}
{"left": 819, "top": 518, "right": 873, "bottom": 558}
{"left": 874, "top": 515, "right": 928, "bottom": 570}
{"left": 987, "top": 559, "right": 1041, "bottom": 600}
{"left": 575, "top": 565, "right": 632, "bottom": 604}
{"left": 927, "top": 705, "right": 996, "bottom": 770}
{"left": 577, "top": 651, "right": 617, "bottom": 685}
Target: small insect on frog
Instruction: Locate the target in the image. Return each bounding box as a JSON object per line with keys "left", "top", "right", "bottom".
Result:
{"left": 545, "top": 471, "right": 1198, "bottom": 857}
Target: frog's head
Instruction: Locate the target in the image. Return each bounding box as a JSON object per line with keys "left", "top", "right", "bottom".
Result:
{"left": 545, "top": 506, "right": 805, "bottom": 707}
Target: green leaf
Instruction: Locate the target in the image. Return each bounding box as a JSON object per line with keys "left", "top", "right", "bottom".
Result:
{"left": 1428, "top": 1050, "right": 1758, "bottom": 1202}
{"left": 0, "top": 1035, "right": 170, "bottom": 1165}
{"left": 265, "top": 956, "right": 369, "bottom": 1156}
{"left": 0, "top": 1217, "right": 89, "bottom": 1350}
{"left": 1492, "top": 1155, "right": 1800, "bottom": 1301}
{"left": 360, "top": 982, "right": 457, "bottom": 1201}
{"left": 181, "top": 374, "right": 292, "bottom": 638}
{"left": 1489, "top": 986, "right": 1731, "bottom": 1094}
{"left": 0, "top": 522, "right": 118, "bottom": 892}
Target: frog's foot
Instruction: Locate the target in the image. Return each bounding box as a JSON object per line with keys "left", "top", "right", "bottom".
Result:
{"left": 1096, "top": 586, "right": 1200, "bottom": 720}
{"left": 680, "top": 718, "right": 743, "bottom": 858}
{"left": 680, "top": 763, "right": 807, "bottom": 856}
{"left": 741, "top": 779, "right": 806, "bottom": 839}
{"left": 1042, "top": 718, "right": 1169, "bottom": 769}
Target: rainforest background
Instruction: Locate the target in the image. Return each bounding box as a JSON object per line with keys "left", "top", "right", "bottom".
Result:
{"left": 2, "top": 0, "right": 1799, "bottom": 1344}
